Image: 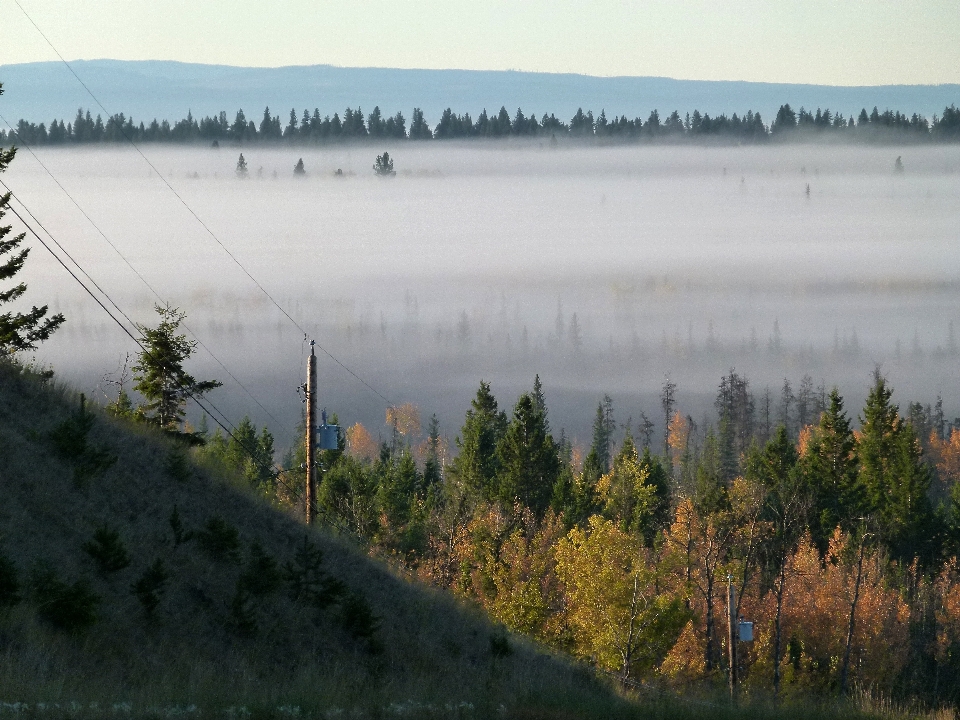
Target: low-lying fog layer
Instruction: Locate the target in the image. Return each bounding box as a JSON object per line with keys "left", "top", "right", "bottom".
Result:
{"left": 7, "top": 142, "right": 960, "bottom": 451}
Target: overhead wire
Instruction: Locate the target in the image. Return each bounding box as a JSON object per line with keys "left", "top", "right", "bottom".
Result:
{"left": 0, "top": 119, "right": 289, "bottom": 432}
{"left": 4, "top": 192, "right": 349, "bottom": 533}
{"left": 11, "top": 0, "right": 395, "bottom": 409}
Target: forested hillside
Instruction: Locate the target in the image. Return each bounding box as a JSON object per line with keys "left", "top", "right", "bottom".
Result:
{"left": 253, "top": 368, "right": 960, "bottom": 708}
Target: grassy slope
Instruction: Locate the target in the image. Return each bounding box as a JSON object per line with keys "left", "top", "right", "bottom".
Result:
{"left": 0, "top": 361, "right": 624, "bottom": 719}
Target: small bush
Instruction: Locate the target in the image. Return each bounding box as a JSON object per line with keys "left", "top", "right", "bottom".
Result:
{"left": 31, "top": 564, "right": 99, "bottom": 633}
{"left": 339, "top": 590, "right": 381, "bottom": 651}
{"left": 50, "top": 394, "right": 116, "bottom": 487}
{"left": 169, "top": 505, "right": 193, "bottom": 547}
{"left": 50, "top": 394, "right": 95, "bottom": 460}
{"left": 82, "top": 525, "right": 131, "bottom": 575}
{"left": 131, "top": 558, "right": 169, "bottom": 616}
{"left": 490, "top": 632, "right": 513, "bottom": 659}
{"left": 196, "top": 516, "right": 240, "bottom": 562}
{"left": 228, "top": 582, "right": 257, "bottom": 637}
{"left": 284, "top": 535, "right": 344, "bottom": 609}
{"left": 240, "top": 542, "right": 282, "bottom": 597}
{"left": 0, "top": 549, "right": 20, "bottom": 608}
{"left": 164, "top": 443, "right": 192, "bottom": 482}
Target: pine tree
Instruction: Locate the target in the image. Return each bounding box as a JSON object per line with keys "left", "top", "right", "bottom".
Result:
{"left": 449, "top": 381, "right": 507, "bottom": 502}
{"left": 799, "top": 389, "right": 859, "bottom": 553}
{"left": 0, "top": 121, "right": 64, "bottom": 356}
{"left": 857, "top": 373, "right": 934, "bottom": 564}
{"left": 496, "top": 393, "right": 559, "bottom": 516}
{"left": 132, "top": 304, "right": 221, "bottom": 434}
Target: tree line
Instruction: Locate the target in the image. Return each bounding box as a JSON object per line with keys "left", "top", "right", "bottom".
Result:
{"left": 4, "top": 101, "right": 960, "bottom": 147}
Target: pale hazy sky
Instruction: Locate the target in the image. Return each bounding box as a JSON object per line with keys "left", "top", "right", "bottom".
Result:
{"left": 3, "top": 0, "right": 959, "bottom": 86}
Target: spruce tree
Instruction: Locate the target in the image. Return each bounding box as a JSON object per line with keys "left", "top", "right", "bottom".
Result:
{"left": 132, "top": 304, "right": 221, "bottom": 434}
{"left": 496, "top": 393, "right": 559, "bottom": 516}
{"left": 799, "top": 389, "right": 860, "bottom": 552}
{"left": 449, "top": 381, "right": 507, "bottom": 502}
{"left": 0, "top": 114, "right": 64, "bottom": 356}
{"left": 857, "top": 373, "right": 934, "bottom": 564}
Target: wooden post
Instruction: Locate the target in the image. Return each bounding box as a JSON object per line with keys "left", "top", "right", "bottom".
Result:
{"left": 305, "top": 341, "right": 316, "bottom": 525}
{"left": 728, "top": 574, "right": 738, "bottom": 703}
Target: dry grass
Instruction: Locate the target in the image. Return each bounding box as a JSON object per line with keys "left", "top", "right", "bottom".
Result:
{"left": 0, "top": 360, "right": 633, "bottom": 718}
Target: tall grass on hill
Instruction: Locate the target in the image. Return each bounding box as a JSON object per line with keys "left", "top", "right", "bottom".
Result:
{"left": 0, "top": 359, "right": 629, "bottom": 717}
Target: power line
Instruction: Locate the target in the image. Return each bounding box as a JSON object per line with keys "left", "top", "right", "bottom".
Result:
{"left": 5, "top": 197, "right": 348, "bottom": 532}
{"left": 11, "top": 0, "right": 395, "bottom": 409}
{"left": 0, "top": 122, "right": 290, "bottom": 433}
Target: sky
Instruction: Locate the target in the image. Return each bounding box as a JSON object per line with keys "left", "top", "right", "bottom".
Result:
{"left": 2, "top": 0, "right": 959, "bottom": 86}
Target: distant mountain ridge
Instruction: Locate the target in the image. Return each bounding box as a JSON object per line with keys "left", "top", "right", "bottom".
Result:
{"left": 1, "top": 59, "right": 958, "bottom": 127}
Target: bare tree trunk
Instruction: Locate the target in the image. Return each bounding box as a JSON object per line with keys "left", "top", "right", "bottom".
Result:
{"left": 840, "top": 537, "right": 867, "bottom": 695}
{"left": 704, "top": 569, "right": 715, "bottom": 673}
{"left": 773, "top": 559, "right": 786, "bottom": 702}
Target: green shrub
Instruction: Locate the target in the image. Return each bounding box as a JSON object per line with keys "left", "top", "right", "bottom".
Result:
{"left": 164, "top": 443, "right": 192, "bottom": 482}
{"left": 50, "top": 394, "right": 95, "bottom": 459}
{"left": 0, "top": 549, "right": 20, "bottom": 608}
{"left": 339, "top": 590, "right": 381, "bottom": 651}
{"left": 169, "top": 505, "right": 192, "bottom": 547}
{"left": 284, "top": 535, "right": 344, "bottom": 609}
{"left": 490, "top": 632, "right": 513, "bottom": 658}
{"left": 240, "top": 541, "right": 282, "bottom": 597}
{"left": 82, "top": 525, "right": 131, "bottom": 575}
{"left": 50, "top": 394, "right": 117, "bottom": 487}
{"left": 228, "top": 582, "right": 257, "bottom": 637}
{"left": 31, "top": 564, "right": 99, "bottom": 633}
{"left": 131, "top": 558, "right": 169, "bottom": 616}
{"left": 196, "top": 516, "right": 240, "bottom": 562}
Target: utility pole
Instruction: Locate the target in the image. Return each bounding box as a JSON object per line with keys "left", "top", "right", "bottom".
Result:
{"left": 727, "top": 574, "right": 738, "bottom": 703}
{"left": 305, "top": 341, "right": 316, "bottom": 525}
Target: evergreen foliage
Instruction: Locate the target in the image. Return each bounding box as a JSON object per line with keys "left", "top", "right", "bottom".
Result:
{"left": 496, "top": 393, "right": 560, "bottom": 516}
{"left": 164, "top": 442, "right": 193, "bottom": 482}
{"left": 132, "top": 304, "right": 221, "bottom": 435}
{"left": 0, "top": 548, "right": 20, "bottom": 608}
{"left": 284, "top": 535, "right": 345, "bottom": 610}
{"left": 373, "top": 150, "right": 396, "bottom": 176}
{"left": 0, "top": 100, "right": 65, "bottom": 356}
{"left": 82, "top": 525, "right": 132, "bottom": 575}
{"left": 239, "top": 541, "right": 283, "bottom": 597}
{"left": 228, "top": 582, "right": 257, "bottom": 637}
{"left": 196, "top": 516, "right": 241, "bottom": 563}
{"left": 131, "top": 558, "right": 169, "bottom": 616}
{"left": 50, "top": 394, "right": 117, "bottom": 487}
{"left": 449, "top": 381, "right": 507, "bottom": 503}
{"left": 30, "top": 564, "right": 100, "bottom": 633}
{"left": 169, "top": 505, "right": 192, "bottom": 547}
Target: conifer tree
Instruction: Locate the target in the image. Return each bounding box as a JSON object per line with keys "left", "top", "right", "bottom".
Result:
{"left": 857, "top": 373, "right": 934, "bottom": 564}
{"left": 0, "top": 115, "right": 64, "bottom": 356}
{"left": 449, "top": 381, "right": 507, "bottom": 502}
{"left": 497, "top": 393, "right": 560, "bottom": 516}
{"left": 132, "top": 304, "right": 221, "bottom": 435}
{"left": 799, "top": 389, "right": 860, "bottom": 552}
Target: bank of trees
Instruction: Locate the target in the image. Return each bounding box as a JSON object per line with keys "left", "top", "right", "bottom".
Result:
{"left": 260, "top": 370, "right": 960, "bottom": 703}
{"left": 4, "top": 102, "right": 959, "bottom": 147}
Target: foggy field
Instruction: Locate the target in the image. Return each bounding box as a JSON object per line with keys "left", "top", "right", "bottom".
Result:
{"left": 8, "top": 142, "right": 960, "bottom": 450}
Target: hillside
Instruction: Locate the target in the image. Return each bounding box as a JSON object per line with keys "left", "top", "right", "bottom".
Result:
{"left": 0, "top": 359, "right": 628, "bottom": 719}
{"left": 1, "top": 60, "right": 958, "bottom": 128}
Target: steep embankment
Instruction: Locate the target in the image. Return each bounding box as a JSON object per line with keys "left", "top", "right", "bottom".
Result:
{"left": 0, "top": 361, "right": 627, "bottom": 719}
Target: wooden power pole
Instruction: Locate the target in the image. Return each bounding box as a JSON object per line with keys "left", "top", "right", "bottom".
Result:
{"left": 305, "top": 341, "right": 316, "bottom": 525}
{"left": 727, "top": 574, "right": 738, "bottom": 703}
